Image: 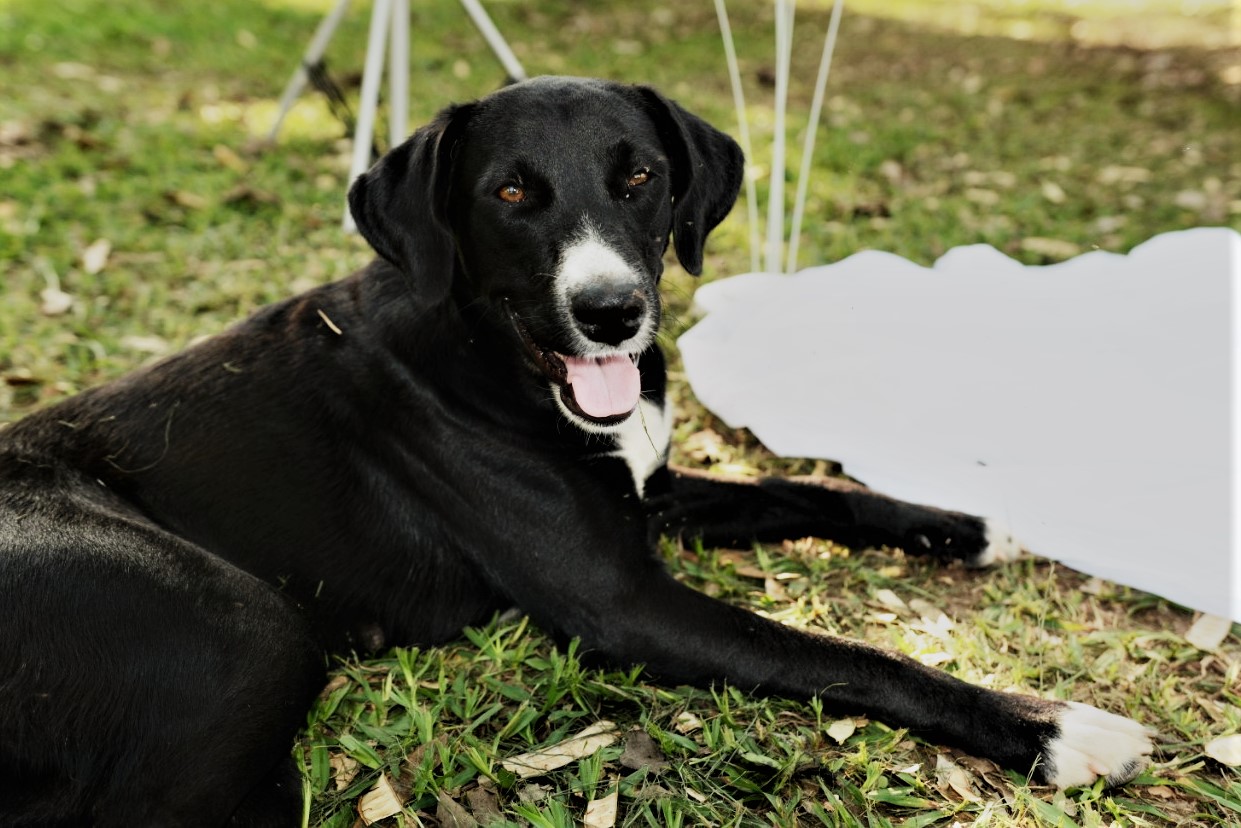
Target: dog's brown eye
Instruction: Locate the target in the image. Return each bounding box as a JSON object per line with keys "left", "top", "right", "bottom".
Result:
{"left": 627, "top": 169, "right": 650, "bottom": 188}
{"left": 498, "top": 184, "right": 526, "bottom": 204}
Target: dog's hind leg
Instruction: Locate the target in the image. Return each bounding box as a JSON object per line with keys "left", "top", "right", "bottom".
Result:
{"left": 0, "top": 497, "right": 322, "bottom": 828}
{"left": 646, "top": 465, "right": 1021, "bottom": 567}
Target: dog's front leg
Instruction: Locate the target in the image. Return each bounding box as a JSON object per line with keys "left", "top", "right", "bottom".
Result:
{"left": 645, "top": 466, "right": 1021, "bottom": 568}
{"left": 521, "top": 550, "right": 1150, "bottom": 790}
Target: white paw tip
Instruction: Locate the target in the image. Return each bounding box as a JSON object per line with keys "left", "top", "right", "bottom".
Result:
{"left": 971, "top": 518, "right": 1023, "bottom": 567}
{"left": 1044, "top": 701, "right": 1155, "bottom": 789}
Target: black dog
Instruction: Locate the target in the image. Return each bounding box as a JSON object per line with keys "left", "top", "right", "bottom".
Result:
{"left": 0, "top": 77, "right": 1150, "bottom": 826}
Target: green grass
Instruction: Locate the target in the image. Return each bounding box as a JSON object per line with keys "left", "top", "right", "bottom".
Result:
{"left": 2, "top": 0, "right": 1239, "bottom": 825}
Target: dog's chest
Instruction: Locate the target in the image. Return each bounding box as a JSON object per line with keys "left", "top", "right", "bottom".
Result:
{"left": 609, "top": 399, "right": 673, "bottom": 498}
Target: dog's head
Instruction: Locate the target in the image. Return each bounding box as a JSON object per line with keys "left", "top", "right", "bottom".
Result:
{"left": 348, "top": 76, "right": 743, "bottom": 430}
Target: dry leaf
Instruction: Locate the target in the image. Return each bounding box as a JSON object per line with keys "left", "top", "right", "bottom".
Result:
{"left": 1185, "top": 613, "right": 1232, "bottom": 651}
{"left": 464, "top": 785, "right": 504, "bottom": 826}
{"left": 223, "top": 184, "right": 279, "bottom": 207}
{"left": 965, "top": 187, "right": 1000, "bottom": 206}
{"left": 212, "top": 143, "right": 248, "bottom": 173}
{"left": 81, "top": 238, "right": 111, "bottom": 274}
{"left": 119, "top": 334, "right": 170, "bottom": 356}
{"left": 329, "top": 753, "right": 359, "bottom": 792}
{"left": 826, "top": 719, "right": 856, "bottom": 744}
{"left": 620, "top": 730, "right": 670, "bottom": 772}
{"left": 1080, "top": 577, "right": 1108, "bottom": 595}
{"left": 674, "top": 712, "right": 703, "bottom": 734}
{"left": 436, "top": 791, "right": 479, "bottom": 828}
{"left": 1020, "top": 237, "right": 1081, "bottom": 260}
{"left": 908, "top": 598, "right": 950, "bottom": 625}
{"left": 1041, "top": 180, "right": 1067, "bottom": 204}
{"left": 517, "top": 783, "right": 551, "bottom": 804}
{"left": 357, "top": 773, "right": 404, "bottom": 825}
{"left": 733, "top": 564, "right": 771, "bottom": 580}
{"left": 1097, "top": 165, "right": 1152, "bottom": 185}
{"left": 167, "top": 190, "right": 209, "bottom": 209}
{"left": 1205, "top": 734, "right": 1241, "bottom": 766}
{"left": 935, "top": 754, "right": 981, "bottom": 802}
{"left": 40, "top": 286, "right": 73, "bottom": 316}
{"left": 873, "top": 588, "right": 907, "bottom": 612}
{"left": 501, "top": 721, "right": 619, "bottom": 779}
{"left": 681, "top": 428, "right": 726, "bottom": 462}
{"left": 319, "top": 674, "right": 348, "bottom": 698}
{"left": 583, "top": 785, "right": 619, "bottom": 828}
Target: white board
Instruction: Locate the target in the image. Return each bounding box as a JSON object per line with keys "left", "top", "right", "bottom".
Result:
{"left": 680, "top": 228, "right": 1240, "bottom": 622}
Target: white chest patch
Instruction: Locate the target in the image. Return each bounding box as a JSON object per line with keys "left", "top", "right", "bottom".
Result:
{"left": 610, "top": 398, "right": 672, "bottom": 498}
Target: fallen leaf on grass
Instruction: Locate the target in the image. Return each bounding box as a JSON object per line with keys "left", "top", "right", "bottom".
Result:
{"left": 517, "top": 783, "right": 552, "bottom": 803}
{"left": 674, "top": 711, "right": 702, "bottom": 734}
{"left": 464, "top": 784, "right": 504, "bottom": 825}
{"left": 1020, "top": 237, "right": 1081, "bottom": 260}
{"left": 1185, "top": 613, "right": 1232, "bottom": 651}
{"left": 826, "top": 718, "right": 856, "bottom": 744}
{"left": 40, "top": 286, "right": 73, "bottom": 316}
{"left": 329, "top": 753, "right": 358, "bottom": 791}
{"left": 212, "top": 143, "right": 248, "bottom": 173}
{"left": 166, "top": 190, "right": 209, "bottom": 210}
{"left": 437, "top": 791, "right": 479, "bottom": 827}
{"left": 318, "top": 674, "right": 348, "bottom": 698}
{"left": 501, "top": 720, "right": 619, "bottom": 779}
{"left": 681, "top": 428, "right": 727, "bottom": 463}
{"left": 620, "top": 729, "right": 670, "bottom": 772}
{"left": 1097, "top": 165, "right": 1152, "bottom": 185}
{"left": 357, "top": 773, "right": 404, "bottom": 825}
{"left": 223, "top": 184, "right": 280, "bottom": 208}
{"left": 935, "top": 753, "right": 982, "bottom": 802}
{"left": 873, "top": 588, "right": 908, "bottom": 612}
{"left": 1041, "top": 180, "right": 1067, "bottom": 204}
{"left": 119, "top": 335, "right": 170, "bottom": 356}
{"left": 1080, "top": 577, "right": 1108, "bottom": 595}
{"left": 2, "top": 369, "right": 41, "bottom": 387}
{"left": 1204, "top": 734, "right": 1241, "bottom": 766}
{"left": 81, "top": 238, "right": 110, "bottom": 274}
{"left": 583, "top": 785, "right": 619, "bottom": 828}
{"left": 907, "top": 598, "right": 950, "bottom": 625}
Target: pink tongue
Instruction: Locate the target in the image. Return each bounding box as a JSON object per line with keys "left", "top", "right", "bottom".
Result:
{"left": 563, "top": 355, "right": 641, "bottom": 419}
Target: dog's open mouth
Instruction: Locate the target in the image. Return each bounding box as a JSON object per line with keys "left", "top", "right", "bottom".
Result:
{"left": 509, "top": 310, "right": 641, "bottom": 426}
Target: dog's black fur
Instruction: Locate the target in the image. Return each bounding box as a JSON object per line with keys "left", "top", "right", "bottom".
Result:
{"left": 0, "top": 77, "right": 1149, "bottom": 826}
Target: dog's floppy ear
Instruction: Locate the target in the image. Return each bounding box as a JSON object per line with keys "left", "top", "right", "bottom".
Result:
{"left": 347, "top": 103, "right": 473, "bottom": 298}
{"left": 636, "top": 87, "right": 744, "bottom": 276}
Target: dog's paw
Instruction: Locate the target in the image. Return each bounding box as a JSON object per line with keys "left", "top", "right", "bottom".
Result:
{"left": 1041, "top": 701, "right": 1154, "bottom": 789}
{"left": 967, "top": 518, "right": 1023, "bottom": 568}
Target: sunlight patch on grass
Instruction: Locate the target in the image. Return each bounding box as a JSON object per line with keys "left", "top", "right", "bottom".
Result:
{"left": 258, "top": 0, "right": 339, "bottom": 13}
{"left": 840, "top": 0, "right": 1235, "bottom": 48}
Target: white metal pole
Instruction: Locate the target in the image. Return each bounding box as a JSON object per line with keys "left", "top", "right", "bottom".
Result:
{"left": 787, "top": 0, "right": 844, "bottom": 274}
{"left": 389, "top": 0, "right": 410, "bottom": 147}
{"left": 765, "top": 0, "right": 794, "bottom": 274}
{"left": 267, "top": 0, "right": 354, "bottom": 141}
{"left": 713, "top": 0, "right": 761, "bottom": 274}
{"left": 458, "top": 0, "right": 527, "bottom": 81}
{"left": 344, "top": 0, "right": 394, "bottom": 231}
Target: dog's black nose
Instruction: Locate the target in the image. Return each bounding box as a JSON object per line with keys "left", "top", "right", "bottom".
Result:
{"left": 571, "top": 285, "right": 647, "bottom": 345}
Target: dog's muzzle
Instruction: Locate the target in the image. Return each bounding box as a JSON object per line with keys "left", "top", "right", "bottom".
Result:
{"left": 508, "top": 306, "right": 643, "bottom": 427}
